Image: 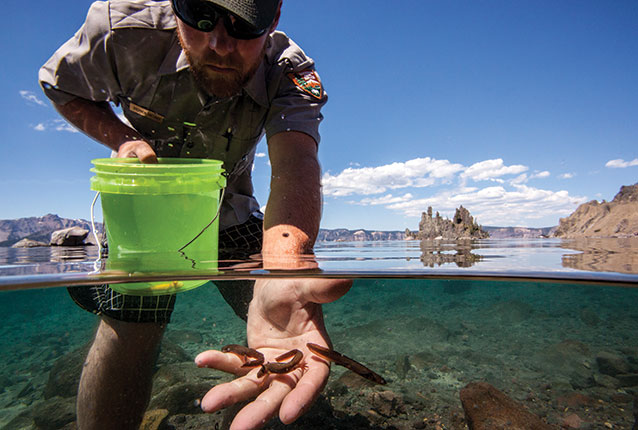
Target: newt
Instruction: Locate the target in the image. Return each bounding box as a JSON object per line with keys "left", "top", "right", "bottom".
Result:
{"left": 221, "top": 344, "right": 265, "bottom": 367}
{"left": 257, "top": 349, "right": 304, "bottom": 378}
{"left": 306, "top": 343, "right": 386, "bottom": 385}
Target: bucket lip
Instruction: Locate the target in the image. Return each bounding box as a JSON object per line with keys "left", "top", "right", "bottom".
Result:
{"left": 91, "top": 158, "right": 224, "bottom": 171}
{"left": 90, "top": 158, "right": 226, "bottom": 194}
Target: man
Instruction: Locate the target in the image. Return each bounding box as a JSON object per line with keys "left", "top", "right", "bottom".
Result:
{"left": 39, "top": 0, "right": 351, "bottom": 428}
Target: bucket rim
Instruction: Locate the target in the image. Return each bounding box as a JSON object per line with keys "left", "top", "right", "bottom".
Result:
{"left": 91, "top": 157, "right": 224, "bottom": 173}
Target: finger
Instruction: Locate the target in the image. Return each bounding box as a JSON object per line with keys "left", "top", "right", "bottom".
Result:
{"left": 200, "top": 374, "right": 263, "bottom": 413}
{"left": 230, "top": 378, "right": 295, "bottom": 430}
{"left": 137, "top": 146, "right": 158, "bottom": 164}
{"left": 279, "top": 361, "right": 330, "bottom": 424}
{"left": 195, "top": 350, "right": 252, "bottom": 376}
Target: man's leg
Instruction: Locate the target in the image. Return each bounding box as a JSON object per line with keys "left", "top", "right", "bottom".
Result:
{"left": 215, "top": 215, "right": 264, "bottom": 321}
{"left": 76, "top": 316, "right": 165, "bottom": 430}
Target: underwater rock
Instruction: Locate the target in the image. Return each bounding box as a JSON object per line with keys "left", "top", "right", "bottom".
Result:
{"left": 149, "top": 362, "right": 223, "bottom": 414}
{"left": 580, "top": 307, "right": 601, "bottom": 327}
{"left": 367, "top": 390, "right": 405, "bottom": 418}
{"left": 165, "top": 328, "right": 204, "bottom": 344}
{"left": 44, "top": 342, "right": 90, "bottom": 399}
{"left": 486, "top": 300, "right": 535, "bottom": 324}
{"left": 616, "top": 373, "right": 638, "bottom": 387}
{"left": 556, "top": 392, "right": 596, "bottom": 408}
{"left": 459, "top": 381, "right": 556, "bottom": 429}
{"left": 537, "top": 340, "right": 594, "bottom": 390}
{"left": 561, "top": 413, "right": 585, "bottom": 428}
{"left": 0, "top": 412, "right": 34, "bottom": 430}
{"left": 395, "top": 354, "right": 411, "bottom": 379}
{"left": 32, "top": 396, "right": 76, "bottom": 430}
{"left": 139, "top": 409, "right": 169, "bottom": 430}
{"left": 50, "top": 226, "right": 89, "bottom": 246}
{"left": 408, "top": 350, "right": 440, "bottom": 371}
{"left": 156, "top": 338, "right": 193, "bottom": 365}
{"left": 596, "top": 351, "right": 630, "bottom": 376}
{"left": 335, "top": 369, "right": 378, "bottom": 389}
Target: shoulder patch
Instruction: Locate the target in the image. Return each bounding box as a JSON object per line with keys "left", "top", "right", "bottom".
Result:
{"left": 287, "top": 70, "right": 324, "bottom": 100}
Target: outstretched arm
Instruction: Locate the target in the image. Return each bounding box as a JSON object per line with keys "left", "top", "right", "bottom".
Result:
{"left": 196, "top": 131, "right": 352, "bottom": 428}
{"left": 52, "top": 98, "right": 157, "bottom": 162}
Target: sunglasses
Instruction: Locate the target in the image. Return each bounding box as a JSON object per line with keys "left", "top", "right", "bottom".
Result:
{"left": 171, "top": 0, "right": 269, "bottom": 40}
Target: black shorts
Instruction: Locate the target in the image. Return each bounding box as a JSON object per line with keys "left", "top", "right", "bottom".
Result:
{"left": 67, "top": 215, "right": 263, "bottom": 324}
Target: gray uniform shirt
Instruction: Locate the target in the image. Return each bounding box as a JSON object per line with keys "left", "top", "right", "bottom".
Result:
{"left": 39, "top": 0, "right": 327, "bottom": 229}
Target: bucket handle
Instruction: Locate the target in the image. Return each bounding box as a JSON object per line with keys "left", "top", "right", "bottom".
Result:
{"left": 89, "top": 186, "right": 225, "bottom": 258}
{"left": 90, "top": 191, "right": 105, "bottom": 259}
{"left": 178, "top": 187, "right": 226, "bottom": 252}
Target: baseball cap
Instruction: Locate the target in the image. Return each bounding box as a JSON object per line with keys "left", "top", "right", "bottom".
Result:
{"left": 206, "top": 0, "right": 280, "bottom": 31}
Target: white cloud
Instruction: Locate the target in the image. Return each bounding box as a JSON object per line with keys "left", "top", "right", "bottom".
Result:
{"left": 322, "top": 156, "right": 585, "bottom": 227}
{"left": 605, "top": 158, "right": 638, "bottom": 168}
{"left": 255, "top": 152, "right": 267, "bottom": 158}
{"left": 461, "top": 158, "right": 528, "bottom": 182}
{"left": 358, "top": 193, "right": 414, "bottom": 206}
{"left": 385, "top": 184, "right": 585, "bottom": 226}
{"left": 559, "top": 173, "right": 574, "bottom": 179}
{"left": 322, "top": 157, "right": 464, "bottom": 197}
{"left": 532, "top": 171, "right": 550, "bottom": 179}
{"left": 31, "top": 119, "right": 79, "bottom": 133}
{"left": 20, "top": 90, "right": 47, "bottom": 106}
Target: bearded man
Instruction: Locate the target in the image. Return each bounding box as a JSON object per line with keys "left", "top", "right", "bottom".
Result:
{"left": 39, "top": 1, "right": 351, "bottom": 428}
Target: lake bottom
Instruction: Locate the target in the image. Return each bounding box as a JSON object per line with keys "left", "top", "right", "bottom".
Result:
{"left": 1, "top": 278, "right": 637, "bottom": 429}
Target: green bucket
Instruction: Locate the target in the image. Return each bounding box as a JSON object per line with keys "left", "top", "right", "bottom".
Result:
{"left": 90, "top": 158, "right": 226, "bottom": 295}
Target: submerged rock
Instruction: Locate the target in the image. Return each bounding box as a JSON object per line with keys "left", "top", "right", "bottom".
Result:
{"left": 140, "top": 409, "right": 169, "bottom": 430}
{"left": 486, "top": 300, "right": 535, "bottom": 324}
{"left": 538, "top": 340, "right": 594, "bottom": 390}
{"left": 32, "top": 396, "right": 76, "bottom": 430}
{"left": 596, "top": 351, "right": 630, "bottom": 376}
{"left": 459, "top": 381, "right": 556, "bottom": 429}
{"left": 44, "top": 343, "right": 90, "bottom": 399}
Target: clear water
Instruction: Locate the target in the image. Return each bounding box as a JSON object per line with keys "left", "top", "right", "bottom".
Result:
{"left": 1, "top": 239, "right": 637, "bottom": 429}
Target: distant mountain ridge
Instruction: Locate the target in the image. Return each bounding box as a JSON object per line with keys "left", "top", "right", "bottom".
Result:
{"left": 1, "top": 214, "right": 559, "bottom": 246}
{"left": 317, "top": 228, "right": 405, "bottom": 242}
{"left": 0, "top": 214, "right": 96, "bottom": 247}
{"left": 484, "top": 226, "right": 556, "bottom": 239}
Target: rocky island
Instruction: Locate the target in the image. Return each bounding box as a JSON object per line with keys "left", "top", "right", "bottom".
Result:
{"left": 553, "top": 183, "right": 638, "bottom": 238}
{"left": 405, "top": 205, "right": 489, "bottom": 240}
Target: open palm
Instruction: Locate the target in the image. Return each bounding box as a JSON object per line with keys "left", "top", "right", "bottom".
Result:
{"left": 195, "top": 277, "right": 352, "bottom": 429}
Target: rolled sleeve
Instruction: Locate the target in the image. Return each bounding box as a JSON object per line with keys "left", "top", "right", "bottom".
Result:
{"left": 39, "top": 1, "right": 121, "bottom": 106}
{"left": 265, "top": 71, "right": 327, "bottom": 145}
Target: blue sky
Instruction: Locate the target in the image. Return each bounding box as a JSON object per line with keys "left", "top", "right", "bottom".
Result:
{"left": 1, "top": 0, "right": 637, "bottom": 230}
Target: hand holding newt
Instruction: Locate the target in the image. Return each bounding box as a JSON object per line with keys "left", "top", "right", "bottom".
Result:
{"left": 194, "top": 278, "right": 352, "bottom": 430}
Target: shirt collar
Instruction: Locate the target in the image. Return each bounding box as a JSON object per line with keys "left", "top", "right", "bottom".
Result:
{"left": 158, "top": 33, "right": 190, "bottom": 75}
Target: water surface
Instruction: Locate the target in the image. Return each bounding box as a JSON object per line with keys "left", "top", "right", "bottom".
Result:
{"left": 0, "top": 239, "right": 636, "bottom": 429}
